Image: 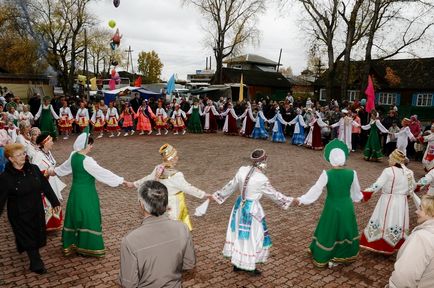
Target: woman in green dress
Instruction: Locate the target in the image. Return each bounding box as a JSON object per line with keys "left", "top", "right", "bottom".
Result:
{"left": 34, "top": 97, "right": 59, "bottom": 139}
{"left": 361, "top": 109, "right": 389, "bottom": 161}
{"left": 53, "top": 132, "right": 133, "bottom": 257}
{"left": 186, "top": 98, "right": 203, "bottom": 133}
{"left": 294, "top": 139, "right": 363, "bottom": 268}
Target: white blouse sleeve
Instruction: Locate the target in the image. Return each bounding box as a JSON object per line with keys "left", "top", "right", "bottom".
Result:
{"left": 50, "top": 105, "right": 60, "bottom": 119}
{"left": 350, "top": 171, "right": 363, "bottom": 202}
{"left": 213, "top": 172, "right": 240, "bottom": 204}
{"left": 174, "top": 172, "right": 206, "bottom": 199}
{"left": 361, "top": 123, "right": 372, "bottom": 130}
{"left": 365, "top": 168, "right": 389, "bottom": 192}
{"left": 262, "top": 181, "right": 293, "bottom": 209}
{"left": 133, "top": 167, "right": 157, "bottom": 188}
{"left": 54, "top": 152, "right": 74, "bottom": 177}
{"left": 186, "top": 107, "right": 193, "bottom": 114}
{"left": 299, "top": 170, "right": 328, "bottom": 205}
{"left": 83, "top": 156, "right": 124, "bottom": 187}
{"left": 375, "top": 119, "right": 389, "bottom": 133}
{"left": 34, "top": 105, "right": 42, "bottom": 120}
{"left": 298, "top": 115, "right": 307, "bottom": 127}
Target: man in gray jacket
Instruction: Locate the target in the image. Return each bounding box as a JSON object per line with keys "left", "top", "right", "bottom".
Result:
{"left": 119, "top": 180, "right": 196, "bottom": 288}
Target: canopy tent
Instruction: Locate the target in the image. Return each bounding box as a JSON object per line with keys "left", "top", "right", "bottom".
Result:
{"left": 102, "top": 86, "right": 161, "bottom": 104}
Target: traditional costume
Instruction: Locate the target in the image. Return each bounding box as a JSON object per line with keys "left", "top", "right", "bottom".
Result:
{"left": 90, "top": 108, "right": 105, "bottom": 138}
{"left": 135, "top": 102, "right": 155, "bottom": 135}
{"left": 31, "top": 135, "right": 66, "bottom": 231}
{"left": 297, "top": 139, "right": 363, "bottom": 267}
{"left": 305, "top": 111, "right": 327, "bottom": 150}
{"left": 220, "top": 104, "right": 239, "bottom": 135}
{"left": 420, "top": 127, "right": 434, "bottom": 171}
{"left": 187, "top": 102, "right": 203, "bottom": 133}
{"left": 213, "top": 149, "right": 293, "bottom": 273}
{"left": 105, "top": 106, "right": 121, "bottom": 137}
{"left": 119, "top": 106, "right": 135, "bottom": 136}
{"left": 239, "top": 103, "right": 255, "bottom": 137}
{"left": 19, "top": 110, "right": 34, "bottom": 126}
{"left": 154, "top": 104, "right": 168, "bottom": 135}
{"left": 417, "top": 135, "right": 434, "bottom": 195}
{"left": 268, "top": 108, "right": 288, "bottom": 143}
{"left": 34, "top": 101, "right": 59, "bottom": 138}
{"left": 133, "top": 144, "right": 206, "bottom": 231}
{"left": 250, "top": 105, "right": 268, "bottom": 140}
{"left": 362, "top": 113, "right": 389, "bottom": 161}
{"left": 330, "top": 110, "right": 360, "bottom": 151}
{"left": 360, "top": 149, "right": 420, "bottom": 254}
{"left": 54, "top": 131, "right": 124, "bottom": 257}
{"left": 393, "top": 118, "right": 416, "bottom": 156}
{"left": 75, "top": 107, "right": 90, "bottom": 132}
{"left": 171, "top": 105, "right": 187, "bottom": 135}
{"left": 58, "top": 106, "right": 73, "bottom": 139}
{"left": 288, "top": 109, "right": 307, "bottom": 145}
{"left": 203, "top": 101, "right": 220, "bottom": 133}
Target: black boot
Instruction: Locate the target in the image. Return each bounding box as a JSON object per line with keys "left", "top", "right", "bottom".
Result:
{"left": 26, "top": 249, "right": 47, "bottom": 275}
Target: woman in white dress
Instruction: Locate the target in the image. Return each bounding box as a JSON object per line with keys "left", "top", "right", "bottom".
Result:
{"left": 27, "top": 127, "right": 41, "bottom": 163}
{"left": 360, "top": 149, "right": 420, "bottom": 254}
{"left": 212, "top": 149, "right": 293, "bottom": 275}
{"left": 31, "top": 133, "right": 66, "bottom": 230}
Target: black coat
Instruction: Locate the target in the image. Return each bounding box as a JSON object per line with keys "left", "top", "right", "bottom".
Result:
{"left": 0, "top": 161, "right": 60, "bottom": 253}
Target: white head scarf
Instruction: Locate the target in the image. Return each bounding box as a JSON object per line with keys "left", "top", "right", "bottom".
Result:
{"left": 73, "top": 132, "right": 88, "bottom": 151}
{"left": 329, "top": 148, "right": 346, "bottom": 166}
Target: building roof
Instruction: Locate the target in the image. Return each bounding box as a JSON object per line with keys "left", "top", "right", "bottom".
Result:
{"left": 215, "top": 68, "right": 291, "bottom": 89}
{"left": 286, "top": 76, "right": 314, "bottom": 86}
{"left": 223, "top": 54, "right": 278, "bottom": 66}
{"left": 316, "top": 57, "right": 434, "bottom": 90}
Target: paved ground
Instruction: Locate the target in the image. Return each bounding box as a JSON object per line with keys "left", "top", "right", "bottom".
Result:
{"left": 0, "top": 132, "right": 427, "bottom": 288}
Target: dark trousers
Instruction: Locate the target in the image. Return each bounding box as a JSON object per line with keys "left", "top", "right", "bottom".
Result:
{"left": 26, "top": 249, "right": 44, "bottom": 271}
{"left": 352, "top": 133, "right": 360, "bottom": 151}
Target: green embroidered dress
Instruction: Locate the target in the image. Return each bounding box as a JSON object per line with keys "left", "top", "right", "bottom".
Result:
{"left": 187, "top": 105, "right": 203, "bottom": 133}
{"left": 300, "top": 168, "right": 362, "bottom": 267}
{"left": 55, "top": 152, "right": 124, "bottom": 257}
{"left": 363, "top": 119, "right": 388, "bottom": 161}
{"left": 38, "top": 104, "right": 58, "bottom": 138}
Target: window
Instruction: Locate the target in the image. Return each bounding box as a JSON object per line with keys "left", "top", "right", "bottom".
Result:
{"left": 416, "top": 93, "right": 433, "bottom": 107}
{"left": 378, "top": 92, "right": 398, "bottom": 105}
{"left": 347, "top": 90, "right": 360, "bottom": 102}
{"left": 319, "top": 89, "right": 326, "bottom": 101}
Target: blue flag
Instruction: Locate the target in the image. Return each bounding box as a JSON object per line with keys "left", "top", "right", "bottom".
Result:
{"left": 166, "top": 74, "right": 175, "bottom": 95}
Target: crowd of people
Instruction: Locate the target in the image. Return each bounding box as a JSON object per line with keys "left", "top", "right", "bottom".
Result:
{"left": 1, "top": 89, "right": 434, "bottom": 287}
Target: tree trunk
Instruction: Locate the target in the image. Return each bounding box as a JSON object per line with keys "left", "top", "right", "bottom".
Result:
{"left": 361, "top": 0, "right": 380, "bottom": 93}
{"left": 326, "top": 36, "right": 336, "bottom": 102}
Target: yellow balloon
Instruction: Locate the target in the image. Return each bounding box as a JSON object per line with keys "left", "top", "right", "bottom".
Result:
{"left": 108, "top": 20, "right": 116, "bottom": 29}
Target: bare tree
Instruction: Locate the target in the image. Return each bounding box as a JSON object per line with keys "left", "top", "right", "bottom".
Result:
{"left": 183, "top": 0, "right": 265, "bottom": 84}
{"left": 31, "top": 0, "right": 95, "bottom": 95}
{"left": 360, "top": 0, "right": 434, "bottom": 90}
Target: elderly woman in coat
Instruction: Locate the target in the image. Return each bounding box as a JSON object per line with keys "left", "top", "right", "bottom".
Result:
{"left": 0, "top": 143, "right": 60, "bottom": 274}
{"left": 388, "top": 195, "right": 434, "bottom": 288}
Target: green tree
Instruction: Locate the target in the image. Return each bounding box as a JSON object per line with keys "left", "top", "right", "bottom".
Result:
{"left": 137, "top": 51, "right": 163, "bottom": 84}
{"left": 0, "top": 2, "right": 43, "bottom": 74}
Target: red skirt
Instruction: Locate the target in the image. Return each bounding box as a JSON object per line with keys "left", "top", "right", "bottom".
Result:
{"left": 359, "top": 233, "right": 405, "bottom": 254}
{"left": 243, "top": 117, "right": 255, "bottom": 137}
{"left": 311, "top": 122, "right": 324, "bottom": 150}
{"left": 42, "top": 194, "right": 63, "bottom": 231}
{"left": 225, "top": 114, "right": 238, "bottom": 135}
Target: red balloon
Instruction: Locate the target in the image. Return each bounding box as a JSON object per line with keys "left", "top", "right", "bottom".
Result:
{"left": 113, "top": 0, "right": 120, "bottom": 8}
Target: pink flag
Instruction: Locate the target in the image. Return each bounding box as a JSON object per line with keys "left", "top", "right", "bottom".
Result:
{"left": 365, "top": 75, "right": 375, "bottom": 113}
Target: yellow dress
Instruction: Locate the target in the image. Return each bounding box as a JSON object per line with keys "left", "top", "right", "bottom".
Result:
{"left": 133, "top": 165, "right": 206, "bottom": 230}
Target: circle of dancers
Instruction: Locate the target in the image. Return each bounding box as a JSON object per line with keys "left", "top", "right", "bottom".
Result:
{"left": 0, "top": 93, "right": 434, "bottom": 287}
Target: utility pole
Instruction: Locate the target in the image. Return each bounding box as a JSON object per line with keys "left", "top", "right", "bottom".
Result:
{"left": 84, "top": 28, "right": 90, "bottom": 101}
{"left": 276, "top": 48, "right": 282, "bottom": 72}
{"left": 125, "top": 46, "right": 134, "bottom": 73}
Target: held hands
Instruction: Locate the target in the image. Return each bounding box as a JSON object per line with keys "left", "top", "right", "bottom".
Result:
{"left": 53, "top": 206, "right": 61, "bottom": 214}
{"left": 123, "top": 181, "right": 135, "bottom": 188}
{"left": 47, "top": 168, "right": 56, "bottom": 177}
{"left": 291, "top": 198, "right": 300, "bottom": 206}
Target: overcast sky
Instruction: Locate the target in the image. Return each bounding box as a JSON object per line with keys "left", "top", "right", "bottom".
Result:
{"left": 88, "top": 0, "right": 308, "bottom": 81}
{"left": 88, "top": 0, "right": 433, "bottom": 81}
